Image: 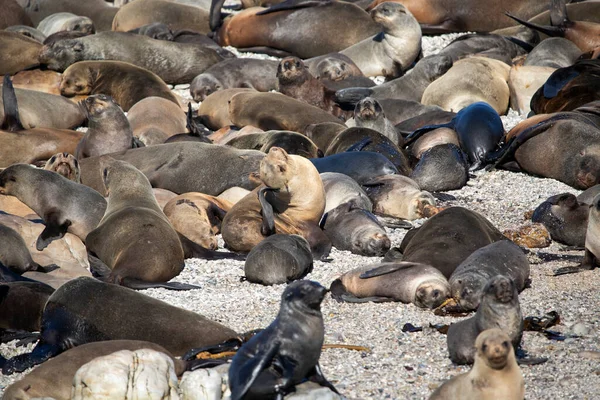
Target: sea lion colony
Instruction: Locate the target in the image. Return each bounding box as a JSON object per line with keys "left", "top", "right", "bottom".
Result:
{"left": 0, "top": 0, "right": 599, "bottom": 397}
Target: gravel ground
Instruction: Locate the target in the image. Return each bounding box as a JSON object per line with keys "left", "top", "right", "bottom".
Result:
{"left": 2, "top": 35, "right": 600, "bottom": 399}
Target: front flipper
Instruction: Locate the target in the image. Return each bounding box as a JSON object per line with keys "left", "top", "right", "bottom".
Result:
{"left": 120, "top": 277, "right": 202, "bottom": 291}
{"left": 375, "top": 215, "right": 413, "bottom": 229}
{"left": 33, "top": 263, "right": 60, "bottom": 273}
{"left": 88, "top": 253, "right": 112, "bottom": 278}
{"left": 307, "top": 363, "right": 340, "bottom": 394}
{"left": 183, "top": 337, "right": 244, "bottom": 361}
{"left": 404, "top": 122, "right": 454, "bottom": 147}
{"left": 256, "top": 0, "right": 330, "bottom": 15}
{"left": 178, "top": 232, "right": 245, "bottom": 260}
{"left": 346, "top": 137, "right": 372, "bottom": 152}
{"left": 36, "top": 210, "right": 72, "bottom": 251}
{"left": 258, "top": 187, "right": 278, "bottom": 236}
{"left": 0, "top": 329, "right": 40, "bottom": 345}
{"left": 359, "top": 262, "right": 421, "bottom": 279}
{"left": 232, "top": 341, "right": 281, "bottom": 400}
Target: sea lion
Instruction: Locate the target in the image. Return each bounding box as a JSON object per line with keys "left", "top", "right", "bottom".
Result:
{"left": 79, "top": 142, "right": 265, "bottom": 195}
{"left": 0, "top": 224, "right": 58, "bottom": 274}
{"left": 361, "top": 175, "right": 436, "bottom": 220}
{"left": 10, "top": 69, "right": 62, "bottom": 97}
{"left": 305, "top": 53, "right": 364, "bottom": 82}
{"left": 198, "top": 88, "right": 256, "bottom": 130}
{"left": 44, "top": 152, "right": 81, "bottom": 182}
{"left": 36, "top": 12, "right": 95, "bottom": 36}
{"left": 225, "top": 131, "right": 321, "bottom": 158}
{"left": 85, "top": 158, "right": 197, "bottom": 290}
{"left": 127, "top": 97, "right": 187, "bottom": 146}
{"left": 0, "top": 163, "right": 107, "bottom": 249}
{"left": 305, "top": 122, "right": 347, "bottom": 153}
{"left": 244, "top": 234, "right": 313, "bottom": 285}
{"left": 321, "top": 201, "right": 390, "bottom": 256}
{"left": 433, "top": 33, "right": 528, "bottom": 65}
{"left": 561, "top": 193, "right": 600, "bottom": 274}
{"left": 42, "top": 30, "right": 90, "bottom": 46}
{"left": 163, "top": 193, "right": 232, "bottom": 250}
{"left": 394, "top": 207, "right": 506, "bottom": 279}
{"left": 59, "top": 60, "right": 179, "bottom": 111}
{"left": 320, "top": 172, "right": 372, "bottom": 213}
{"left": 407, "top": 127, "right": 460, "bottom": 160}
{"left": 222, "top": 147, "right": 330, "bottom": 257}
{"left": 228, "top": 91, "right": 344, "bottom": 134}
{"left": 421, "top": 57, "right": 511, "bottom": 115}
{"left": 1, "top": 276, "right": 238, "bottom": 374}
{"left": 112, "top": 0, "right": 210, "bottom": 34}
{"left": 446, "top": 275, "right": 523, "bottom": 365}
{"left": 449, "top": 240, "right": 530, "bottom": 311}
{"left": 0, "top": 280, "right": 54, "bottom": 336}
{"left": 20, "top": 0, "right": 118, "bottom": 32}
{"left": 311, "top": 152, "right": 398, "bottom": 184}
{"left": 524, "top": 37, "right": 582, "bottom": 69}
{"left": 212, "top": 0, "right": 380, "bottom": 58}
{"left": 429, "top": 329, "right": 524, "bottom": 400}
{"left": 191, "top": 58, "right": 278, "bottom": 102}
{"left": 531, "top": 192, "right": 590, "bottom": 247}
{"left": 0, "top": 31, "right": 42, "bottom": 75}
{"left": 128, "top": 22, "right": 174, "bottom": 41}
{"left": 228, "top": 280, "right": 338, "bottom": 399}
{"left": 340, "top": 3, "right": 421, "bottom": 78}
{"left": 4, "top": 25, "right": 46, "bottom": 43}
{"left": 3, "top": 340, "right": 187, "bottom": 400}
{"left": 405, "top": 102, "right": 504, "bottom": 171}
{"left": 508, "top": 65, "right": 556, "bottom": 115}
{"left": 75, "top": 94, "right": 135, "bottom": 159}
{"left": 330, "top": 261, "right": 450, "bottom": 309}
{"left": 410, "top": 144, "right": 469, "bottom": 192}
{"left": 38, "top": 31, "right": 226, "bottom": 85}
{"left": 0, "top": 0, "right": 33, "bottom": 29}
{"left": 352, "top": 97, "right": 400, "bottom": 145}
{"left": 276, "top": 57, "right": 349, "bottom": 120}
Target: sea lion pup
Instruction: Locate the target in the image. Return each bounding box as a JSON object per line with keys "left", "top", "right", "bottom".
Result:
{"left": 447, "top": 276, "right": 523, "bottom": 365}
{"left": 311, "top": 152, "right": 398, "bottom": 184}
{"left": 21, "top": 0, "right": 118, "bottom": 32}
{"left": 508, "top": 65, "right": 556, "bottom": 115}
{"left": 36, "top": 12, "right": 95, "bottom": 36}
{"left": 1, "top": 276, "right": 238, "bottom": 374}
{"left": 38, "top": 31, "right": 225, "bottom": 85}
{"left": 127, "top": 97, "right": 187, "bottom": 146}
{"left": 321, "top": 201, "right": 391, "bottom": 256}
{"left": 244, "top": 234, "right": 313, "bottom": 285}
{"left": 0, "top": 280, "right": 55, "bottom": 336}
{"left": 393, "top": 207, "right": 506, "bottom": 279}
{"left": 531, "top": 192, "right": 591, "bottom": 247}
{"left": 225, "top": 131, "right": 322, "bottom": 159}
{"left": 163, "top": 193, "right": 233, "bottom": 250}
{"left": 0, "top": 31, "right": 42, "bottom": 75}
{"left": 229, "top": 280, "right": 339, "bottom": 400}
{"left": 411, "top": 144, "right": 469, "bottom": 192}
{"left": 524, "top": 37, "right": 582, "bottom": 69}
{"left": 340, "top": 3, "right": 421, "bottom": 79}
{"left": 361, "top": 175, "right": 436, "bottom": 220}
{"left": 190, "top": 58, "right": 278, "bottom": 101}
{"left": 0, "top": 224, "right": 58, "bottom": 274}
{"left": 228, "top": 91, "right": 345, "bottom": 134}
{"left": 44, "top": 152, "right": 81, "bottom": 183}
{"left": 222, "top": 147, "right": 329, "bottom": 258}
{"left": 430, "top": 329, "right": 524, "bottom": 400}
{"left": 59, "top": 60, "right": 179, "bottom": 112}
{"left": 0, "top": 0, "right": 33, "bottom": 30}
{"left": 330, "top": 261, "right": 450, "bottom": 309}
{"left": 320, "top": 172, "right": 373, "bottom": 213}
{"left": 5, "top": 25, "right": 46, "bottom": 43}
{"left": 507, "top": 0, "right": 600, "bottom": 53}
{"left": 85, "top": 158, "right": 197, "bottom": 290}
{"left": 449, "top": 240, "right": 530, "bottom": 311}
{"left": 0, "top": 164, "right": 106, "bottom": 250}
{"left": 305, "top": 53, "right": 364, "bottom": 82}
{"left": 75, "top": 94, "right": 135, "bottom": 160}
{"left": 128, "top": 22, "right": 174, "bottom": 41}
{"left": 276, "top": 57, "right": 349, "bottom": 120}
{"left": 3, "top": 340, "right": 187, "bottom": 400}
{"left": 352, "top": 97, "right": 400, "bottom": 145}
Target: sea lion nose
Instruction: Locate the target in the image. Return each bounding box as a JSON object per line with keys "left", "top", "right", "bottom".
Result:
{"left": 284, "top": 61, "right": 291, "bottom": 69}
{"left": 63, "top": 152, "right": 68, "bottom": 157}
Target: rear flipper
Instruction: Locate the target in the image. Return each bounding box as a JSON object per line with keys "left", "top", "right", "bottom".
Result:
{"left": 256, "top": 0, "right": 330, "bottom": 15}
{"left": 183, "top": 337, "right": 244, "bottom": 361}
{"left": 375, "top": 215, "right": 413, "bottom": 229}
{"left": 2, "top": 342, "right": 56, "bottom": 375}
{"left": 120, "top": 277, "right": 202, "bottom": 291}
{"left": 554, "top": 248, "right": 598, "bottom": 275}
{"left": 36, "top": 210, "right": 72, "bottom": 251}
{"left": 307, "top": 363, "right": 340, "bottom": 395}
{"left": 505, "top": 12, "right": 566, "bottom": 38}
{"left": 329, "top": 279, "right": 393, "bottom": 303}
{"left": 1, "top": 74, "right": 24, "bottom": 131}
{"left": 0, "top": 329, "right": 40, "bottom": 345}
{"left": 178, "top": 232, "right": 245, "bottom": 260}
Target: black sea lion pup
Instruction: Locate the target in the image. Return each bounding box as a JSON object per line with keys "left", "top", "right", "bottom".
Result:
{"left": 85, "top": 158, "right": 198, "bottom": 290}
{"left": 76, "top": 94, "right": 136, "bottom": 160}
{"left": 447, "top": 276, "right": 523, "bottom": 365}
{"left": 410, "top": 144, "right": 469, "bottom": 192}
{"left": 0, "top": 225, "right": 58, "bottom": 274}
{"left": 532, "top": 192, "right": 590, "bottom": 247}
{"left": 430, "top": 329, "right": 525, "bottom": 400}
{"left": 0, "top": 164, "right": 106, "bottom": 250}
{"left": 229, "top": 280, "right": 339, "bottom": 400}
{"left": 44, "top": 152, "right": 81, "bottom": 183}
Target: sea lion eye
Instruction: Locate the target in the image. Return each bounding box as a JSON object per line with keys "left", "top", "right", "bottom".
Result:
{"left": 102, "top": 168, "right": 108, "bottom": 180}
{"left": 432, "top": 290, "right": 440, "bottom": 298}
{"left": 50, "top": 156, "right": 56, "bottom": 163}
{"left": 482, "top": 344, "right": 487, "bottom": 351}
{"left": 502, "top": 341, "right": 509, "bottom": 348}
{"left": 295, "top": 61, "right": 301, "bottom": 68}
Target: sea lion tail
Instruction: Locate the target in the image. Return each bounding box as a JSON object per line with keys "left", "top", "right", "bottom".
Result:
{"left": 209, "top": 0, "right": 227, "bottom": 30}
{"left": 504, "top": 12, "right": 565, "bottom": 38}
{"left": 1, "top": 75, "right": 24, "bottom": 132}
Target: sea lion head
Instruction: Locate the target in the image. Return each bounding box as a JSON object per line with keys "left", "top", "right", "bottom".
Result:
{"left": 39, "top": 39, "right": 85, "bottom": 71}
{"left": 370, "top": 2, "right": 409, "bottom": 26}
{"left": 259, "top": 147, "right": 293, "bottom": 191}
{"left": 44, "top": 152, "right": 81, "bottom": 183}
{"left": 281, "top": 280, "right": 327, "bottom": 314}
{"left": 532, "top": 193, "right": 588, "bottom": 245}
{"left": 575, "top": 145, "right": 600, "bottom": 189}
{"left": 80, "top": 94, "right": 118, "bottom": 119}
{"left": 451, "top": 274, "right": 487, "bottom": 311}
{"left": 66, "top": 16, "right": 95, "bottom": 35}
{"left": 414, "top": 280, "right": 450, "bottom": 309}
{"left": 475, "top": 328, "right": 513, "bottom": 370}
{"left": 354, "top": 97, "right": 384, "bottom": 123}
{"left": 191, "top": 74, "right": 223, "bottom": 102}
{"left": 316, "top": 58, "right": 351, "bottom": 81}
{"left": 100, "top": 158, "right": 150, "bottom": 198}
{"left": 0, "top": 164, "right": 24, "bottom": 195}
{"left": 59, "top": 65, "right": 93, "bottom": 97}
{"left": 277, "top": 57, "right": 310, "bottom": 85}
{"left": 482, "top": 275, "right": 517, "bottom": 304}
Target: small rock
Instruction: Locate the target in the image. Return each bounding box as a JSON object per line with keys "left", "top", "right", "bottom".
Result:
{"left": 570, "top": 322, "right": 591, "bottom": 337}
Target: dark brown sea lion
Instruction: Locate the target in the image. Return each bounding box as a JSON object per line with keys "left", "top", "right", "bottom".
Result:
{"left": 212, "top": 1, "right": 380, "bottom": 58}
{"left": 113, "top": 0, "right": 210, "bottom": 34}
{"left": 44, "top": 152, "right": 81, "bottom": 182}
{"left": 0, "top": 224, "right": 58, "bottom": 274}
{"left": 0, "top": 31, "right": 42, "bottom": 75}
{"left": 0, "top": 280, "right": 54, "bottom": 338}
{"left": 225, "top": 130, "right": 321, "bottom": 158}
{"left": 1, "top": 276, "right": 238, "bottom": 374}
{"left": 59, "top": 60, "right": 179, "bottom": 111}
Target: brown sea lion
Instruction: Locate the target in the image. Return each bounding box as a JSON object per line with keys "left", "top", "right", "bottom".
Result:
{"left": 0, "top": 280, "right": 54, "bottom": 338}
{"left": 0, "top": 0, "right": 33, "bottom": 29}
{"left": 221, "top": 147, "right": 330, "bottom": 257}
{"left": 20, "top": 0, "right": 118, "bottom": 31}
{"left": 198, "top": 88, "right": 256, "bottom": 130}
{"left": 59, "top": 60, "right": 179, "bottom": 111}
{"left": 305, "top": 53, "right": 364, "bottom": 81}
{"left": 225, "top": 130, "right": 321, "bottom": 158}
{"left": 113, "top": 0, "right": 210, "bottom": 34}
{"left": 0, "top": 31, "right": 42, "bottom": 75}
{"left": 75, "top": 94, "right": 134, "bottom": 159}
{"left": 44, "top": 152, "right": 81, "bottom": 182}
{"left": 10, "top": 69, "right": 62, "bottom": 96}
{"left": 36, "top": 12, "right": 95, "bottom": 37}
{"left": 128, "top": 97, "right": 187, "bottom": 146}
{"left": 352, "top": 97, "right": 401, "bottom": 146}
{"left": 430, "top": 329, "right": 524, "bottom": 400}
{"left": 531, "top": 192, "right": 591, "bottom": 247}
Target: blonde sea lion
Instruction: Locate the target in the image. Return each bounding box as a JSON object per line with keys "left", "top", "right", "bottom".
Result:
{"left": 44, "top": 152, "right": 80, "bottom": 182}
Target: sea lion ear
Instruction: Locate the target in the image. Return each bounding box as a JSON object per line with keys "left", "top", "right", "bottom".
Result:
{"left": 72, "top": 42, "right": 84, "bottom": 52}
